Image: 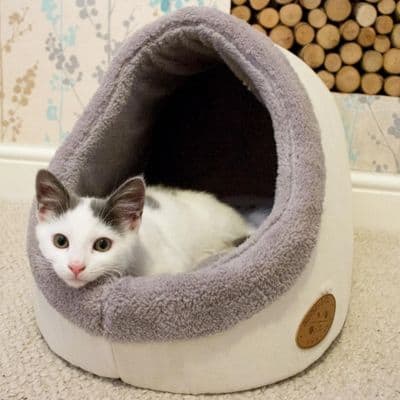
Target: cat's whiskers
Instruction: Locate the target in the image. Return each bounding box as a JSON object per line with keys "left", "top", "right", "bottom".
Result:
{"left": 84, "top": 264, "right": 123, "bottom": 279}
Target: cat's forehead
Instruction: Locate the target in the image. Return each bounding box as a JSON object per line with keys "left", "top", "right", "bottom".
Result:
{"left": 49, "top": 198, "right": 116, "bottom": 237}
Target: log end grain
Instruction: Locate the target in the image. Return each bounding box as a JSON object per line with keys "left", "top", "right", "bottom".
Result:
{"left": 269, "top": 24, "right": 295, "bottom": 49}
{"left": 361, "top": 72, "right": 384, "bottom": 94}
{"left": 362, "top": 49, "right": 384, "bottom": 72}
{"left": 336, "top": 65, "right": 361, "bottom": 92}
{"left": 325, "top": 52, "right": 343, "bottom": 72}
{"left": 232, "top": 5, "right": 252, "bottom": 22}
{"left": 258, "top": 8, "right": 280, "bottom": 28}
{"left": 340, "top": 42, "right": 363, "bottom": 64}
{"left": 384, "top": 76, "right": 400, "bottom": 96}
{"left": 308, "top": 8, "right": 328, "bottom": 28}
{"left": 279, "top": 3, "right": 303, "bottom": 27}
{"left": 340, "top": 19, "right": 361, "bottom": 41}
{"left": 300, "top": 43, "right": 325, "bottom": 68}
{"left": 383, "top": 48, "right": 400, "bottom": 73}
{"left": 295, "top": 22, "right": 316, "bottom": 45}
{"left": 316, "top": 24, "right": 341, "bottom": 49}
{"left": 325, "top": 0, "right": 352, "bottom": 22}
{"left": 317, "top": 70, "right": 336, "bottom": 89}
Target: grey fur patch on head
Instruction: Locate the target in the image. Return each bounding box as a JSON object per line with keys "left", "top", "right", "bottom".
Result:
{"left": 90, "top": 177, "right": 145, "bottom": 231}
{"left": 145, "top": 195, "right": 160, "bottom": 209}
{"left": 36, "top": 169, "right": 79, "bottom": 218}
{"left": 90, "top": 198, "right": 127, "bottom": 233}
{"left": 90, "top": 198, "right": 110, "bottom": 222}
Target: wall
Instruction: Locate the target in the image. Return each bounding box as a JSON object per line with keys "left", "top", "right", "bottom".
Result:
{"left": 0, "top": 0, "right": 229, "bottom": 146}
{"left": 335, "top": 93, "right": 400, "bottom": 174}
{"left": 0, "top": 1, "right": 399, "bottom": 176}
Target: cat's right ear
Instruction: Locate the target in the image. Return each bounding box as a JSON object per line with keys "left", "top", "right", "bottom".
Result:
{"left": 35, "top": 170, "right": 71, "bottom": 222}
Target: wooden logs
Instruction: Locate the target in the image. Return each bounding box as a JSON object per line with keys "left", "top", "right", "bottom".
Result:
{"left": 308, "top": 8, "right": 328, "bottom": 28}
{"left": 258, "top": 8, "right": 280, "bottom": 28}
{"left": 232, "top": 5, "right": 251, "bottom": 21}
{"left": 384, "top": 76, "right": 400, "bottom": 95}
{"left": 336, "top": 66, "right": 361, "bottom": 92}
{"left": 362, "top": 49, "right": 384, "bottom": 71}
{"left": 340, "top": 42, "right": 363, "bottom": 64}
{"left": 316, "top": 24, "right": 341, "bottom": 49}
{"left": 325, "top": 52, "right": 342, "bottom": 72}
{"left": 325, "top": 0, "right": 352, "bottom": 22}
{"left": 299, "top": 0, "right": 321, "bottom": 10}
{"left": 340, "top": 19, "right": 361, "bottom": 41}
{"left": 361, "top": 72, "right": 384, "bottom": 93}
{"left": 231, "top": 0, "right": 400, "bottom": 96}
{"left": 375, "top": 15, "right": 394, "bottom": 34}
{"left": 396, "top": 2, "right": 400, "bottom": 20}
{"left": 377, "top": 0, "right": 396, "bottom": 15}
{"left": 279, "top": 4, "right": 303, "bottom": 27}
{"left": 374, "top": 34, "right": 391, "bottom": 52}
{"left": 249, "top": 0, "right": 270, "bottom": 11}
{"left": 294, "top": 22, "right": 315, "bottom": 45}
{"left": 269, "top": 25, "right": 294, "bottom": 49}
{"left": 391, "top": 24, "right": 400, "bottom": 48}
{"left": 300, "top": 43, "right": 325, "bottom": 67}
{"left": 383, "top": 48, "right": 400, "bottom": 73}
{"left": 354, "top": 2, "right": 378, "bottom": 27}
{"left": 357, "top": 27, "right": 377, "bottom": 47}
{"left": 318, "top": 70, "right": 336, "bottom": 88}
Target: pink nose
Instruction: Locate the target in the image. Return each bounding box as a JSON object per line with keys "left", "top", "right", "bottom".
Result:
{"left": 68, "top": 262, "right": 85, "bottom": 277}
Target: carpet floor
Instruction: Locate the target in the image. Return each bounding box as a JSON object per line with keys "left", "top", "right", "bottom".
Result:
{"left": 0, "top": 200, "right": 399, "bottom": 400}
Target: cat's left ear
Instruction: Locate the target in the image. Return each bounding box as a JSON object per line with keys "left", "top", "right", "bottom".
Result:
{"left": 106, "top": 176, "right": 146, "bottom": 231}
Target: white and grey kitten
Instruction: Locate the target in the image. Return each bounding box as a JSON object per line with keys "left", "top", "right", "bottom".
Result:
{"left": 35, "top": 170, "right": 250, "bottom": 289}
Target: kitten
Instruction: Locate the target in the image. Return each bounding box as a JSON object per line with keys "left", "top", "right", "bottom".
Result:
{"left": 35, "top": 170, "right": 250, "bottom": 288}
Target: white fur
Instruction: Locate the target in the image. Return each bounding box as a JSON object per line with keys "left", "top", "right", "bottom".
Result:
{"left": 36, "top": 187, "right": 250, "bottom": 288}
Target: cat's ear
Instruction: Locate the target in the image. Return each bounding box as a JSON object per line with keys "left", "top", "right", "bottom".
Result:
{"left": 36, "top": 170, "right": 71, "bottom": 222}
{"left": 106, "top": 176, "right": 145, "bottom": 231}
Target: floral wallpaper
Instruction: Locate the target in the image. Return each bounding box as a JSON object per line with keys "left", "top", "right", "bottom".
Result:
{"left": 0, "top": 1, "right": 399, "bottom": 175}
{"left": 0, "top": 0, "right": 229, "bottom": 145}
{"left": 335, "top": 93, "right": 400, "bottom": 174}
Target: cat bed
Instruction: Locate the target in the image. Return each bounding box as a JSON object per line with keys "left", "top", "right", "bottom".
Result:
{"left": 27, "top": 7, "right": 353, "bottom": 394}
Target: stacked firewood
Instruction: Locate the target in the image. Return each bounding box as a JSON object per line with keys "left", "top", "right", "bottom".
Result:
{"left": 231, "top": 0, "right": 400, "bottom": 96}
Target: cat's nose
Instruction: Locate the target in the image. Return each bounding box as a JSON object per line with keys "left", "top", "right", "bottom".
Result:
{"left": 68, "top": 262, "right": 86, "bottom": 277}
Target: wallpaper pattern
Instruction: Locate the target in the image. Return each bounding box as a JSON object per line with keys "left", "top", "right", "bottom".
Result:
{"left": 335, "top": 93, "right": 400, "bottom": 174}
{"left": 0, "top": 0, "right": 228, "bottom": 145}
{"left": 0, "top": 1, "right": 399, "bottom": 175}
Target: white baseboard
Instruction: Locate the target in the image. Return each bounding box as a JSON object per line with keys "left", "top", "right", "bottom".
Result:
{"left": 0, "top": 145, "right": 399, "bottom": 231}
{"left": 0, "top": 145, "right": 55, "bottom": 201}
{"left": 351, "top": 171, "right": 400, "bottom": 232}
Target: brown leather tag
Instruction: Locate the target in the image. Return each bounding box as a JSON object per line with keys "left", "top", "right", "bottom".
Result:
{"left": 296, "top": 294, "right": 336, "bottom": 349}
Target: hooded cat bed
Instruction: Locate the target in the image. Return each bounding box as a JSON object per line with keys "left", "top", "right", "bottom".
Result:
{"left": 27, "top": 7, "right": 353, "bottom": 394}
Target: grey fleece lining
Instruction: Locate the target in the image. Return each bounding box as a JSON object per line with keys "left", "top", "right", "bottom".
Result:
{"left": 27, "top": 7, "right": 325, "bottom": 342}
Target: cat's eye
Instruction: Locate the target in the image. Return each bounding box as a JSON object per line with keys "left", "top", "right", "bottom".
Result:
{"left": 93, "top": 237, "right": 112, "bottom": 252}
{"left": 53, "top": 233, "right": 69, "bottom": 249}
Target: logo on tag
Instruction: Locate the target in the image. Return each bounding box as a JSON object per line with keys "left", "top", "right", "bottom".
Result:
{"left": 296, "top": 294, "right": 336, "bottom": 349}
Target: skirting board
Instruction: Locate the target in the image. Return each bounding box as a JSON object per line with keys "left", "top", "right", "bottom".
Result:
{"left": 0, "top": 145, "right": 55, "bottom": 201}
{"left": 0, "top": 145, "right": 399, "bottom": 232}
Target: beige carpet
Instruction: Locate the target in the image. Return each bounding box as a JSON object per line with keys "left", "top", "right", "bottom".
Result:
{"left": 1, "top": 200, "right": 399, "bottom": 400}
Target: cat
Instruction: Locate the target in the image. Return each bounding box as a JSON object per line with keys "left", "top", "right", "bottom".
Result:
{"left": 35, "top": 169, "right": 250, "bottom": 288}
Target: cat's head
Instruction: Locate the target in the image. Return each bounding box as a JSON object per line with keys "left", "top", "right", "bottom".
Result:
{"left": 35, "top": 170, "right": 145, "bottom": 288}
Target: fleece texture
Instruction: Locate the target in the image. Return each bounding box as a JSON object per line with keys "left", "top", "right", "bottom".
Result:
{"left": 27, "top": 7, "right": 325, "bottom": 342}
